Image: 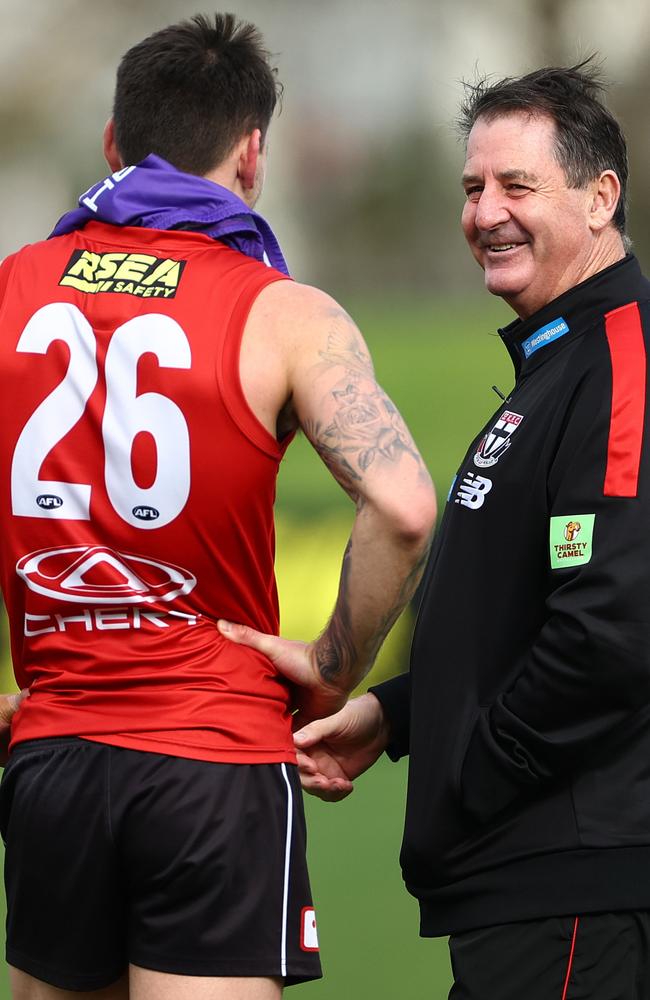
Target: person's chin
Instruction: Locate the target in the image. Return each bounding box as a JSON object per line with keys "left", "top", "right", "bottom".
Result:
{"left": 483, "top": 259, "right": 532, "bottom": 302}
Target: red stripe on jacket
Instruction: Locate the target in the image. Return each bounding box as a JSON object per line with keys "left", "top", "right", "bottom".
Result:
{"left": 561, "top": 916, "right": 579, "bottom": 1000}
{"left": 604, "top": 301, "right": 646, "bottom": 497}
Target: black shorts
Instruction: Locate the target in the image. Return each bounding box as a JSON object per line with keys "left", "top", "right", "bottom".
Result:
{"left": 449, "top": 911, "right": 650, "bottom": 1000}
{"left": 0, "top": 737, "right": 322, "bottom": 991}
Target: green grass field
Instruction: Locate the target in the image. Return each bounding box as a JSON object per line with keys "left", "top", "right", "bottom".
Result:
{"left": 0, "top": 294, "right": 516, "bottom": 999}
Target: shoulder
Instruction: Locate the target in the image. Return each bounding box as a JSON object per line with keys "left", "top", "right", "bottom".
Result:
{"left": 246, "top": 280, "right": 363, "bottom": 360}
{"left": 250, "top": 279, "right": 347, "bottom": 325}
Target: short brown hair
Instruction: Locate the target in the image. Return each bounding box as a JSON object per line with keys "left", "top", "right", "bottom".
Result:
{"left": 457, "top": 58, "right": 628, "bottom": 235}
{"left": 113, "top": 13, "right": 281, "bottom": 176}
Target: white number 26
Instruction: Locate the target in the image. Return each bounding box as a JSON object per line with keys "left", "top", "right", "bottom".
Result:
{"left": 11, "top": 302, "right": 191, "bottom": 529}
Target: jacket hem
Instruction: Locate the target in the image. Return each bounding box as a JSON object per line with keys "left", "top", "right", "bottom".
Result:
{"left": 414, "top": 845, "right": 650, "bottom": 936}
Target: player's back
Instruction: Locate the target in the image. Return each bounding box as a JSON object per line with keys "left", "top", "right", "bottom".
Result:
{"left": 0, "top": 221, "right": 295, "bottom": 763}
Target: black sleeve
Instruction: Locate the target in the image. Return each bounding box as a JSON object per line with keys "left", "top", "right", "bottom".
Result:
{"left": 461, "top": 334, "right": 650, "bottom": 823}
{"left": 368, "top": 671, "right": 410, "bottom": 761}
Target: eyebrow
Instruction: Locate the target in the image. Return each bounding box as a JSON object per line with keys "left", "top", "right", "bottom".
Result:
{"left": 461, "top": 168, "right": 540, "bottom": 187}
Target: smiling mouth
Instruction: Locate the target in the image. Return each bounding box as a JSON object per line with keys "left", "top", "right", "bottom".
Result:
{"left": 486, "top": 243, "right": 521, "bottom": 253}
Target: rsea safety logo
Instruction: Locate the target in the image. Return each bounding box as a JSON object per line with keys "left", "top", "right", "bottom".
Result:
{"left": 59, "top": 250, "right": 186, "bottom": 299}
{"left": 549, "top": 514, "right": 595, "bottom": 568}
{"left": 521, "top": 317, "right": 569, "bottom": 359}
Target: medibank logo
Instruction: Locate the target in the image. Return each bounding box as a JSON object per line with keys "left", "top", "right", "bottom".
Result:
{"left": 522, "top": 317, "right": 569, "bottom": 358}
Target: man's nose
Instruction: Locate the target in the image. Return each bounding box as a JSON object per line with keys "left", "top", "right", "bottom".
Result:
{"left": 474, "top": 186, "right": 510, "bottom": 232}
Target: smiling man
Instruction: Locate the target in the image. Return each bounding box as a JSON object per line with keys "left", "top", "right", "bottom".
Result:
{"left": 461, "top": 109, "right": 624, "bottom": 316}
{"left": 224, "top": 61, "right": 650, "bottom": 998}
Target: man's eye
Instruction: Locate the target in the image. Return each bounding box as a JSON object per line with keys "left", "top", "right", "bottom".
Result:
{"left": 465, "top": 187, "right": 482, "bottom": 199}
{"left": 507, "top": 184, "right": 529, "bottom": 192}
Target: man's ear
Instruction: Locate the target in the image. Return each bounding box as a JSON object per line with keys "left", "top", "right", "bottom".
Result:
{"left": 103, "top": 118, "right": 123, "bottom": 172}
{"left": 238, "top": 129, "right": 261, "bottom": 191}
{"left": 589, "top": 170, "right": 621, "bottom": 232}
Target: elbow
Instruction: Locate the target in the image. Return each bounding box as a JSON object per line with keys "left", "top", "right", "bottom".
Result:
{"left": 403, "top": 494, "right": 438, "bottom": 549}
{"left": 375, "top": 485, "right": 437, "bottom": 549}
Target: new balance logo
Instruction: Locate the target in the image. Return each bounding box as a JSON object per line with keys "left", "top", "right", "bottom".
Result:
{"left": 455, "top": 473, "right": 493, "bottom": 510}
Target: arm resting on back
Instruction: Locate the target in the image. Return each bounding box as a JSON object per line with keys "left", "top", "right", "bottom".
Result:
{"left": 226, "top": 281, "right": 436, "bottom": 721}
{"left": 286, "top": 285, "right": 436, "bottom": 695}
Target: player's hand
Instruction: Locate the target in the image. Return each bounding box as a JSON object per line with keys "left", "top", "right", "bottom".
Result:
{"left": 217, "top": 621, "right": 348, "bottom": 722}
{"left": 0, "top": 689, "right": 29, "bottom": 766}
{"left": 293, "top": 693, "right": 390, "bottom": 801}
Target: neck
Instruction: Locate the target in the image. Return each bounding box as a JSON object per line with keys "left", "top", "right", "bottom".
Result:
{"left": 203, "top": 164, "right": 252, "bottom": 207}
{"left": 578, "top": 230, "right": 627, "bottom": 286}
{"left": 509, "top": 230, "right": 627, "bottom": 320}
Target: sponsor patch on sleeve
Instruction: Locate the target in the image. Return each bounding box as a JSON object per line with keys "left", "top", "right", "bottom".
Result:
{"left": 59, "top": 249, "right": 186, "bottom": 298}
{"left": 549, "top": 514, "right": 595, "bottom": 569}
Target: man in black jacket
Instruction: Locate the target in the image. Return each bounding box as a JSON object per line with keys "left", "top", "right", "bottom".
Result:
{"left": 223, "top": 62, "right": 650, "bottom": 998}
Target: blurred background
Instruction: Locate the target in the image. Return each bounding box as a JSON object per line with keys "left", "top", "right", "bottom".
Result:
{"left": 2, "top": 0, "right": 650, "bottom": 996}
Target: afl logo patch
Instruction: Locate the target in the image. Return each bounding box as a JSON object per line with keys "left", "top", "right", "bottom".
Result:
{"left": 16, "top": 545, "right": 196, "bottom": 605}
{"left": 133, "top": 506, "right": 159, "bottom": 521}
{"left": 36, "top": 494, "right": 63, "bottom": 510}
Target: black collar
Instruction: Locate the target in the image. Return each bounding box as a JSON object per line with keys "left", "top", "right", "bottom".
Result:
{"left": 498, "top": 255, "right": 650, "bottom": 377}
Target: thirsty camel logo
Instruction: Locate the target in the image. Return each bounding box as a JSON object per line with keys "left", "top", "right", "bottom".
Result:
{"left": 564, "top": 521, "right": 581, "bottom": 542}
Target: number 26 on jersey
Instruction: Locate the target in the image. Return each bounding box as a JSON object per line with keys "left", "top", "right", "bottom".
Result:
{"left": 11, "top": 302, "right": 191, "bottom": 529}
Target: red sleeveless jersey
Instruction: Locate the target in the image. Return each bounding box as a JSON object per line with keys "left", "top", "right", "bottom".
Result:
{"left": 0, "top": 221, "right": 295, "bottom": 763}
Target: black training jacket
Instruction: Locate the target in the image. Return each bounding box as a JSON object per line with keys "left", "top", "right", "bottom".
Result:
{"left": 372, "top": 255, "right": 650, "bottom": 935}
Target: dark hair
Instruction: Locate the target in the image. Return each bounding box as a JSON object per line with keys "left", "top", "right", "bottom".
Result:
{"left": 457, "top": 58, "right": 628, "bottom": 235}
{"left": 113, "top": 13, "right": 281, "bottom": 176}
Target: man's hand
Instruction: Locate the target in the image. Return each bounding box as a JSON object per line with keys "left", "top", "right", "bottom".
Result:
{"left": 293, "top": 692, "right": 390, "bottom": 801}
{"left": 0, "top": 689, "right": 29, "bottom": 765}
{"left": 217, "top": 620, "right": 348, "bottom": 723}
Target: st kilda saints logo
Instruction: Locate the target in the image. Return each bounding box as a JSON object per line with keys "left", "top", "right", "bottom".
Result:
{"left": 474, "top": 410, "right": 524, "bottom": 468}
{"left": 16, "top": 545, "right": 196, "bottom": 604}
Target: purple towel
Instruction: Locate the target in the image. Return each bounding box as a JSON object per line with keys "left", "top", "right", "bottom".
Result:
{"left": 50, "top": 154, "right": 289, "bottom": 275}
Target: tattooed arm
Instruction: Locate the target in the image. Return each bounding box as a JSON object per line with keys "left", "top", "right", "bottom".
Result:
{"left": 219, "top": 282, "right": 437, "bottom": 722}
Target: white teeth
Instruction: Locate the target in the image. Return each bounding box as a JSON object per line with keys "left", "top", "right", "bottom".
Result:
{"left": 489, "top": 243, "right": 517, "bottom": 252}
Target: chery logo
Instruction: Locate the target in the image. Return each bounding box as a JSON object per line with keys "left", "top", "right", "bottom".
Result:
{"left": 16, "top": 545, "right": 197, "bottom": 605}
